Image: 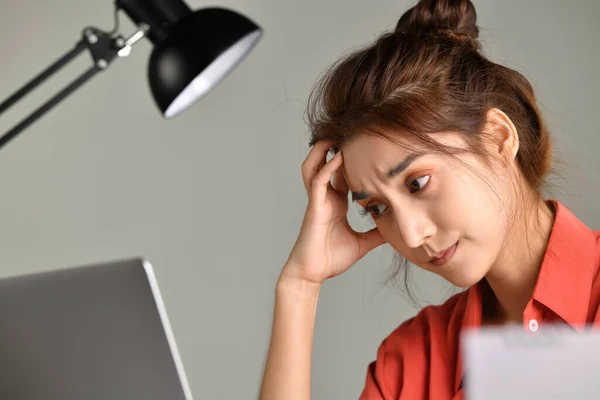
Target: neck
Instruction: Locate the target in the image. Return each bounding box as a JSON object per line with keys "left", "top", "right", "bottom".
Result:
{"left": 484, "top": 196, "right": 556, "bottom": 324}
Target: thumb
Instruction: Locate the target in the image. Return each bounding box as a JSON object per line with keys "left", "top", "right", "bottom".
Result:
{"left": 356, "top": 227, "right": 386, "bottom": 259}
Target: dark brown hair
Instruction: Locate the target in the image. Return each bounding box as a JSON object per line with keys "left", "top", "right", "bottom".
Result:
{"left": 305, "top": 0, "right": 553, "bottom": 304}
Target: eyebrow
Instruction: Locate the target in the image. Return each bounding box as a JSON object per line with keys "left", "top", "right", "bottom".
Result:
{"left": 351, "top": 152, "right": 426, "bottom": 202}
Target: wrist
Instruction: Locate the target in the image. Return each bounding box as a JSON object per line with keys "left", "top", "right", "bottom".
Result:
{"left": 276, "top": 273, "right": 322, "bottom": 298}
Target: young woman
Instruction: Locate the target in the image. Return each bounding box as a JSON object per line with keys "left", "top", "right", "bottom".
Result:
{"left": 258, "top": 0, "right": 600, "bottom": 399}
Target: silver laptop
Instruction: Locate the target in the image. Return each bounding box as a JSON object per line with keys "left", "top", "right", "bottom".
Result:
{"left": 0, "top": 258, "right": 194, "bottom": 400}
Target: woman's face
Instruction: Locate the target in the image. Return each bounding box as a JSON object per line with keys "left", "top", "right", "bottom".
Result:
{"left": 340, "top": 133, "right": 513, "bottom": 288}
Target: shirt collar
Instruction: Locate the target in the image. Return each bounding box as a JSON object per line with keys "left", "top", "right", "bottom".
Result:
{"left": 531, "top": 199, "right": 597, "bottom": 331}
{"left": 454, "top": 199, "right": 596, "bottom": 393}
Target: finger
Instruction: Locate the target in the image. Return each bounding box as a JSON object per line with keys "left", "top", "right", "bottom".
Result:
{"left": 302, "top": 140, "right": 334, "bottom": 192}
{"left": 302, "top": 140, "right": 335, "bottom": 193}
{"left": 331, "top": 162, "right": 349, "bottom": 194}
{"left": 356, "top": 227, "right": 386, "bottom": 259}
{"left": 310, "top": 151, "right": 343, "bottom": 206}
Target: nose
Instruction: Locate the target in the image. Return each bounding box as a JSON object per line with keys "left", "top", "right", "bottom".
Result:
{"left": 394, "top": 207, "right": 436, "bottom": 249}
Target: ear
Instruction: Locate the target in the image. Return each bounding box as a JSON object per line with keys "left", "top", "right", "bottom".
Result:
{"left": 483, "top": 108, "right": 519, "bottom": 163}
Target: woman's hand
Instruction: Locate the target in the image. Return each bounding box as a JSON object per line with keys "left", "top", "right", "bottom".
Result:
{"left": 281, "top": 140, "right": 387, "bottom": 285}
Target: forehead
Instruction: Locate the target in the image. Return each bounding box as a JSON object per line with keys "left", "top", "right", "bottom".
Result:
{"left": 340, "top": 135, "right": 420, "bottom": 184}
{"left": 339, "top": 133, "right": 468, "bottom": 190}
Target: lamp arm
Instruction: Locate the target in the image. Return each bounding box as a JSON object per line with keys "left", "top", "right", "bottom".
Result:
{"left": 0, "top": 24, "right": 148, "bottom": 151}
{"left": 0, "top": 65, "right": 102, "bottom": 150}
{"left": 0, "top": 39, "right": 88, "bottom": 117}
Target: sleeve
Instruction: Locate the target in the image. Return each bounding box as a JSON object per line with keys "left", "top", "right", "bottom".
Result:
{"left": 358, "top": 338, "right": 403, "bottom": 400}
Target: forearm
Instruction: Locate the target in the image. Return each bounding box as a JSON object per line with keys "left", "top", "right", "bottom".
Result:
{"left": 258, "top": 276, "right": 322, "bottom": 400}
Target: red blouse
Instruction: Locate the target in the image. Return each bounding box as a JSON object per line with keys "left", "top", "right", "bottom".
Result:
{"left": 359, "top": 200, "right": 600, "bottom": 399}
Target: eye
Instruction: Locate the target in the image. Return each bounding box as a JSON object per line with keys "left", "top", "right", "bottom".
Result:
{"left": 407, "top": 175, "right": 430, "bottom": 194}
{"left": 359, "top": 204, "right": 388, "bottom": 219}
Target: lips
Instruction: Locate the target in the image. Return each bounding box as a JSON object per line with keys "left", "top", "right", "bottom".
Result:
{"left": 429, "top": 241, "right": 459, "bottom": 266}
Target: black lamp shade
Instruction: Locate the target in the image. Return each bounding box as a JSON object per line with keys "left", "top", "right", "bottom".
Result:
{"left": 148, "top": 7, "right": 262, "bottom": 118}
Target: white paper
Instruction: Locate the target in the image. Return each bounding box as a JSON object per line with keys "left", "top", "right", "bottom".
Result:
{"left": 462, "top": 324, "right": 600, "bottom": 400}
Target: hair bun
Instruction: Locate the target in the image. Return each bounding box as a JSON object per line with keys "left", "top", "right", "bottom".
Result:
{"left": 395, "top": 0, "right": 480, "bottom": 51}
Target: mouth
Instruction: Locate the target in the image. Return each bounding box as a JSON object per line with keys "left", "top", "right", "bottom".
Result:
{"left": 429, "top": 241, "right": 459, "bottom": 266}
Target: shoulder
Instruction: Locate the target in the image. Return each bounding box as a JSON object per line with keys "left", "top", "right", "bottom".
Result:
{"left": 381, "top": 289, "right": 467, "bottom": 354}
{"left": 360, "top": 290, "right": 469, "bottom": 399}
{"left": 592, "top": 229, "right": 600, "bottom": 282}
{"left": 593, "top": 230, "right": 600, "bottom": 267}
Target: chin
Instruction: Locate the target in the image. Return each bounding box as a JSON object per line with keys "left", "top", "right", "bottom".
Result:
{"left": 446, "top": 275, "right": 481, "bottom": 289}
{"left": 439, "top": 242, "right": 492, "bottom": 289}
{"left": 444, "top": 263, "right": 489, "bottom": 289}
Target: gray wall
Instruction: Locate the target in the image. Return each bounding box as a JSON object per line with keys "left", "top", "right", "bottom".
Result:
{"left": 0, "top": 0, "right": 598, "bottom": 398}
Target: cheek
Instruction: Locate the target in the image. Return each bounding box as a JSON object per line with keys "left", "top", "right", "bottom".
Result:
{"left": 376, "top": 222, "right": 425, "bottom": 267}
{"left": 376, "top": 222, "right": 397, "bottom": 246}
{"left": 432, "top": 168, "right": 507, "bottom": 240}
{"left": 375, "top": 221, "right": 410, "bottom": 255}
